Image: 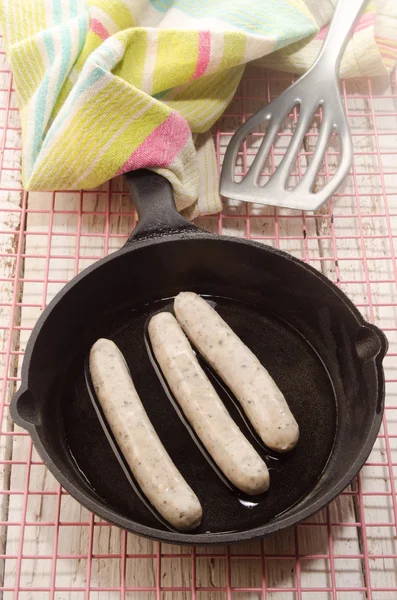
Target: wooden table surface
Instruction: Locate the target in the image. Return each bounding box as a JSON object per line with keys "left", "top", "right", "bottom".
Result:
{"left": 0, "top": 41, "right": 396, "bottom": 600}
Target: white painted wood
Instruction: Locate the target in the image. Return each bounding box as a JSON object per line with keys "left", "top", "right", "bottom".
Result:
{"left": 0, "top": 58, "right": 396, "bottom": 599}
{"left": 300, "top": 73, "right": 397, "bottom": 599}
{"left": 0, "top": 36, "right": 24, "bottom": 595}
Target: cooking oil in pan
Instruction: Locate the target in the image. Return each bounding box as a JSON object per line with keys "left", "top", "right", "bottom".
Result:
{"left": 64, "top": 295, "right": 337, "bottom": 534}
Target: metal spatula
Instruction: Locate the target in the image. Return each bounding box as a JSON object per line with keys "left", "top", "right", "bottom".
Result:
{"left": 220, "top": 0, "right": 367, "bottom": 211}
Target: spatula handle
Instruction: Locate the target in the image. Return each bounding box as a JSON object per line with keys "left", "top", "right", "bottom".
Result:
{"left": 315, "top": 0, "right": 367, "bottom": 74}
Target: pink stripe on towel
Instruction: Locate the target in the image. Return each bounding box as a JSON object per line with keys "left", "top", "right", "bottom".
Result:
{"left": 91, "top": 18, "right": 110, "bottom": 41}
{"left": 193, "top": 31, "right": 211, "bottom": 79}
{"left": 315, "top": 12, "right": 376, "bottom": 41}
{"left": 117, "top": 111, "right": 191, "bottom": 174}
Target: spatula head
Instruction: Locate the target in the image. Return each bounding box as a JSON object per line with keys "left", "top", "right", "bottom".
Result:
{"left": 220, "top": 71, "right": 353, "bottom": 212}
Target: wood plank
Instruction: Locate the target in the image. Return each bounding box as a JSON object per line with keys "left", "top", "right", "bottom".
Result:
{"left": 0, "top": 41, "right": 24, "bottom": 593}
{"left": 302, "top": 73, "right": 397, "bottom": 598}
{"left": 0, "top": 65, "right": 396, "bottom": 599}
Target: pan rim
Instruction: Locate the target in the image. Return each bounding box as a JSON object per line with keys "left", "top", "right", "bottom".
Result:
{"left": 21, "top": 408, "right": 383, "bottom": 545}
{"left": 12, "top": 232, "right": 387, "bottom": 545}
{"left": 19, "top": 232, "right": 380, "bottom": 376}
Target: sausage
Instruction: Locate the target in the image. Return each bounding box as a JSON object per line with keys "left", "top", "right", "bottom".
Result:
{"left": 174, "top": 292, "right": 299, "bottom": 453}
{"left": 148, "top": 313, "right": 270, "bottom": 495}
{"left": 89, "top": 338, "right": 202, "bottom": 531}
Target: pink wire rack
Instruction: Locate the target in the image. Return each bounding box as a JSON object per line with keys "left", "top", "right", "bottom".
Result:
{"left": 0, "top": 35, "right": 397, "bottom": 599}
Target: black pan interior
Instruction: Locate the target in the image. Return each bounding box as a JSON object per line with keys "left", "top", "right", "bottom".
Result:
{"left": 19, "top": 236, "right": 384, "bottom": 541}
{"left": 65, "top": 295, "right": 336, "bottom": 534}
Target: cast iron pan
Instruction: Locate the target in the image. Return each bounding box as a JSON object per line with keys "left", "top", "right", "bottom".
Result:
{"left": 11, "top": 169, "right": 387, "bottom": 545}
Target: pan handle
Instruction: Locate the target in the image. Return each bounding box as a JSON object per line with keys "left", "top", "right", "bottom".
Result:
{"left": 124, "top": 169, "right": 200, "bottom": 243}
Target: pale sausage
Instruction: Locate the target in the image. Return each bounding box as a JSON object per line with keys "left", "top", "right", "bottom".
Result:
{"left": 148, "top": 312, "right": 270, "bottom": 495}
{"left": 174, "top": 292, "right": 299, "bottom": 452}
{"left": 89, "top": 338, "right": 202, "bottom": 531}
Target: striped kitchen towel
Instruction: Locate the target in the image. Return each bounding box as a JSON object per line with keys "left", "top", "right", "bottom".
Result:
{"left": 259, "top": 1, "right": 397, "bottom": 77}
{"left": 0, "top": 1, "right": 396, "bottom": 217}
